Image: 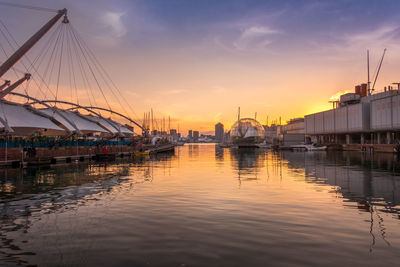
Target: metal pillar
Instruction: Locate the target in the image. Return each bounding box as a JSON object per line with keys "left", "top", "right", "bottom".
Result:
{"left": 346, "top": 134, "right": 350, "bottom": 145}
{"left": 386, "top": 132, "right": 392, "bottom": 144}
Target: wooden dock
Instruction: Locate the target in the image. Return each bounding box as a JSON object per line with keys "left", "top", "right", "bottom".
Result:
{"left": 0, "top": 151, "right": 135, "bottom": 168}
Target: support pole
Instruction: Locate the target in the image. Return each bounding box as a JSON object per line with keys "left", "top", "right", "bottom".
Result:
{"left": 0, "top": 73, "right": 31, "bottom": 98}
{"left": 0, "top": 80, "right": 10, "bottom": 90}
{"left": 5, "top": 136, "right": 7, "bottom": 163}
{"left": 0, "top": 9, "right": 67, "bottom": 78}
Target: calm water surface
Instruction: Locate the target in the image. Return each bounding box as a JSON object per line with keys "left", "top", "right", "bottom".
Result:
{"left": 1, "top": 144, "right": 400, "bottom": 266}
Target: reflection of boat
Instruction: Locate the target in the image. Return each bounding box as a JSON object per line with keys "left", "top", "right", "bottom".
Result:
{"left": 256, "top": 142, "right": 272, "bottom": 149}
{"left": 133, "top": 151, "right": 150, "bottom": 157}
{"left": 217, "top": 143, "right": 232, "bottom": 148}
{"left": 149, "top": 143, "right": 175, "bottom": 154}
{"left": 175, "top": 141, "right": 185, "bottom": 146}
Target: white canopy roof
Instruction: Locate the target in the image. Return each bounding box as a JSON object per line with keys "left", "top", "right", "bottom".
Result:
{"left": 83, "top": 115, "right": 135, "bottom": 136}
{"left": 40, "top": 108, "right": 109, "bottom": 134}
{"left": 0, "top": 102, "right": 65, "bottom": 135}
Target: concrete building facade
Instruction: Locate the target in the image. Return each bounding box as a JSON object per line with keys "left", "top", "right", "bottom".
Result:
{"left": 305, "top": 85, "right": 400, "bottom": 152}
{"left": 215, "top": 123, "right": 224, "bottom": 143}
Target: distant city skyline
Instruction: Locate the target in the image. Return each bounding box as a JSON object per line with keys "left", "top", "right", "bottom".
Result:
{"left": 1, "top": 0, "right": 400, "bottom": 133}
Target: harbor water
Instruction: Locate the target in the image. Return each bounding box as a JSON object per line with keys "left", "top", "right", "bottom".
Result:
{"left": 1, "top": 144, "right": 400, "bottom": 266}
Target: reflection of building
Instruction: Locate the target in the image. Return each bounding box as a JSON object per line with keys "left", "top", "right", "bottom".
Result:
{"left": 281, "top": 151, "right": 400, "bottom": 219}
{"left": 229, "top": 149, "right": 266, "bottom": 183}
{"left": 215, "top": 123, "right": 224, "bottom": 143}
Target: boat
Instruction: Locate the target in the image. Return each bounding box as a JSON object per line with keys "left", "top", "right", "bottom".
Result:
{"left": 308, "top": 145, "right": 327, "bottom": 151}
{"left": 290, "top": 144, "right": 327, "bottom": 151}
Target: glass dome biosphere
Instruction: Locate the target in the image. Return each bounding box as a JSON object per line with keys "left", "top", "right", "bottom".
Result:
{"left": 230, "top": 118, "right": 265, "bottom": 141}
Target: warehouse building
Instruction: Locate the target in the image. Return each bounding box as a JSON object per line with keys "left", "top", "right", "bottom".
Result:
{"left": 305, "top": 83, "right": 400, "bottom": 152}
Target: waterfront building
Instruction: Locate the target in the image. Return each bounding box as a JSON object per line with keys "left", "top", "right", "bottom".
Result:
{"left": 305, "top": 83, "right": 400, "bottom": 152}
{"left": 278, "top": 118, "right": 305, "bottom": 147}
{"left": 215, "top": 123, "right": 224, "bottom": 143}
{"left": 188, "top": 130, "right": 193, "bottom": 139}
{"left": 264, "top": 124, "right": 278, "bottom": 143}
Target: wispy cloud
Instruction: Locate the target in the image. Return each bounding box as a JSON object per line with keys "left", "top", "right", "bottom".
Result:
{"left": 161, "top": 89, "right": 187, "bottom": 95}
{"left": 102, "top": 11, "right": 127, "bottom": 38}
{"left": 344, "top": 25, "right": 400, "bottom": 47}
{"left": 234, "top": 26, "right": 280, "bottom": 50}
{"left": 95, "top": 11, "right": 127, "bottom": 46}
{"left": 233, "top": 25, "right": 282, "bottom": 52}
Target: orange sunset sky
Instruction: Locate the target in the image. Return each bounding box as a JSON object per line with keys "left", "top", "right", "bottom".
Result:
{"left": 1, "top": 0, "right": 400, "bottom": 134}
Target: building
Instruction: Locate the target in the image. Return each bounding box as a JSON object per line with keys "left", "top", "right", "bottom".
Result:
{"left": 264, "top": 124, "right": 278, "bottom": 143}
{"left": 188, "top": 130, "right": 193, "bottom": 139}
{"left": 305, "top": 83, "right": 400, "bottom": 152}
{"left": 278, "top": 118, "right": 305, "bottom": 147}
{"left": 193, "top": 131, "right": 199, "bottom": 141}
{"left": 282, "top": 118, "right": 305, "bottom": 134}
{"left": 215, "top": 123, "right": 224, "bottom": 143}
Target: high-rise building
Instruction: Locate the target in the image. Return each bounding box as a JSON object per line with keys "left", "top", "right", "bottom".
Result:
{"left": 188, "top": 130, "right": 193, "bottom": 139}
{"left": 193, "top": 131, "right": 199, "bottom": 141}
{"left": 215, "top": 123, "right": 224, "bottom": 143}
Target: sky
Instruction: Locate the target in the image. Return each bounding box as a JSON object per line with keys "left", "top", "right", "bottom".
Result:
{"left": 1, "top": 0, "right": 400, "bottom": 134}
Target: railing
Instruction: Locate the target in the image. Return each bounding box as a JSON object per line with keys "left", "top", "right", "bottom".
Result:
{"left": 0, "top": 139, "right": 132, "bottom": 148}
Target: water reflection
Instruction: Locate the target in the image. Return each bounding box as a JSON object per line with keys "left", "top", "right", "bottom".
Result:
{"left": 281, "top": 151, "right": 400, "bottom": 253}
{"left": 281, "top": 151, "right": 400, "bottom": 219}
{"left": 230, "top": 148, "right": 267, "bottom": 183}
{"left": 0, "top": 153, "right": 174, "bottom": 265}
{"left": 0, "top": 146, "right": 399, "bottom": 266}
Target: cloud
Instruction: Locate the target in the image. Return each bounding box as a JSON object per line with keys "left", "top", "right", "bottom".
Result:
{"left": 231, "top": 26, "right": 282, "bottom": 51}
{"left": 344, "top": 25, "right": 400, "bottom": 46}
{"left": 161, "top": 89, "right": 187, "bottom": 95}
{"left": 101, "top": 11, "right": 127, "bottom": 38}
{"left": 214, "top": 112, "right": 222, "bottom": 121}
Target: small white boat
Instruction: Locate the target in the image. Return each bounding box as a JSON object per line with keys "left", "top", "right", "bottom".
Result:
{"left": 308, "top": 145, "right": 327, "bottom": 151}
{"left": 290, "top": 144, "right": 327, "bottom": 151}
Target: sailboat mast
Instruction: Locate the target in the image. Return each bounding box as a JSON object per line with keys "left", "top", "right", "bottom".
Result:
{"left": 151, "top": 109, "right": 154, "bottom": 133}
{"left": 367, "top": 50, "right": 371, "bottom": 95}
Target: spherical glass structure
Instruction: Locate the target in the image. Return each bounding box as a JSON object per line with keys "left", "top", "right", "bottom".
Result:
{"left": 230, "top": 118, "right": 265, "bottom": 143}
